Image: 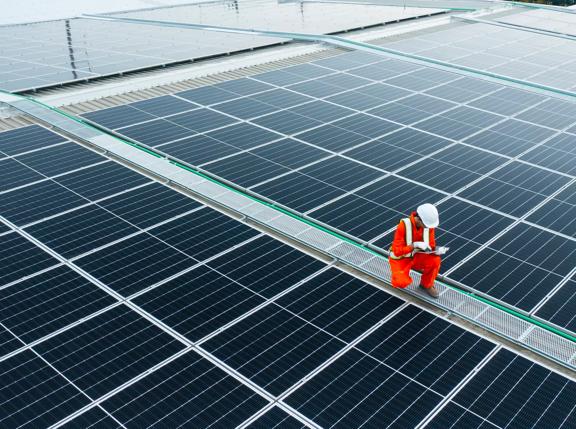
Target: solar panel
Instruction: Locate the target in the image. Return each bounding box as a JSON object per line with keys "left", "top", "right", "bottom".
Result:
{"left": 110, "top": 0, "right": 440, "bottom": 36}
{"left": 381, "top": 20, "right": 576, "bottom": 92}
{"left": 0, "top": 18, "right": 289, "bottom": 92}
{"left": 79, "top": 47, "right": 576, "bottom": 341}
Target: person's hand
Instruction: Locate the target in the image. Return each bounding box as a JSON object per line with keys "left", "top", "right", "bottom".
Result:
{"left": 413, "top": 241, "right": 430, "bottom": 251}
{"left": 435, "top": 246, "right": 448, "bottom": 255}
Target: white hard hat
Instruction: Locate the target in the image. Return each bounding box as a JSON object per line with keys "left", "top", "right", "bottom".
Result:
{"left": 417, "top": 203, "right": 439, "bottom": 228}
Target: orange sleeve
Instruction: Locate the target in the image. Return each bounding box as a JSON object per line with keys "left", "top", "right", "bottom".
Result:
{"left": 391, "top": 220, "right": 413, "bottom": 257}
{"left": 430, "top": 228, "right": 436, "bottom": 250}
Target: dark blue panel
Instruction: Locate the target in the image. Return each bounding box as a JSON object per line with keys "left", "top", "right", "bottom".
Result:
{"left": 431, "top": 144, "right": 507, "bottom": 174}
{"left": 300, "top": 157, "right": 385, "bottom": 191}
{"left": 368, "top": 102, "right": 432, "bottom": 125}
{"left": 356, "top": 175, "right": 446, "bottom": 212}
{"left": 397, "top": 93, "right": 456, "bottom": 114}
{"left": 216, "top": 78, "right": 275, "bottom": 96}
{"left": 521, "top": 143, "right": 576, "bottom": 176}
{"left": 161, "top": 134, "right": 239, "bottom": 165}
{"left": 415, "top": 115, "right": 485, "bottom": 141}
{"left": 75, "top": 233, "right": 196, "bottom": 297}
{"left": 310, "top": 194, "right": 400, "bottom": 241}
{"left": 0, "top": 221, "right": 9, "bottom": 234}
{"left": 252, "top": 88, "right": 314, "bottom": 108}
{"left": 437, "top": 198, "right": 514, "bottom": 244}
{"left": 0, "top": 324, "right": 22, "bottom": 357}
{"left": 356, "top": 306, "right": 495, "bottom": 395}
{"left": 168, "top": 108, "right": 238, "bottom": 133}
{"left": 385, "top": 74, "right": 448, "bottom": 92}
{"left": 535, "top": 280, "right": 576, "bottom": 332}
{"left": 102, "top": 351, "right": 268, "bottom": 427}
{"left": 0, "top": 125, "right": 67, "bottom": 156}
{"left": 345, "top": 139, "right": 421, "bottom": 171}
{"left": 212, "top": 97, "right": 276, "bottom": 120}
{"left": 448, "top": 349, "right": 576, "bottom": 429}
{"left": 98, "top": 183, "right": 202, "bottom": 228}
{"left": 35, "top": 305, "right": 185, "bottom": 398}
{"left": 288, "top": 100, "right": 355, "bottom": 123}
{"left": 246, "top": 407, "right": 306, "bottom": 429}
{"left": 175, "top": 85, "right": 239, "bottom": 105}
{"left": 425, "top": 76, "right": 500, "bottom": 103}
{"left": 0, "top": 159, "right": 44, "bottom": 191}
{"left": 250, "top": 139, "right": 329, "bottom": 169}
{"left": 203, "top": 303, "right": 345, "bottom": 396}
{"left": 400, "top": 157, "right": 481, "bottom": 193}
{"left": 543, "top": 132, "right": 576, "bottom": 154}
{"left": 134, "top": 265, "right": 264, "bottom": 341}
{"left": 464, "top": 129, "right": 538, "bottom": 157}
{"left": 287, "top": 80, "right": 344, "bottom": 98}
{"left": 528, "top": 198, "right": 576, "bottom": 238}
{"left": 207, "top": 235, "right": 325, "bottom": 298}
{"left": 380, "top": 128, "right": 452, "bottom": 155}
{"left": 16, "top": 143, "right": 104, "bottom": 177}
{"left": 53, "top": 161, "right": 150, "bottom": 201}
{"left": 321, "top": 73, "right": 372, "bottom": 90}
{"left": 285, "top": 348, "right": 442, "bottom": 429}
{"left": 82, "top": 105, "right": 156, "bottom": 129}
{"left": 118, "top": 118, "right": 196, "bottom": 146}
{"left": 206, "top": 122, "right": 282, "bottom": 150}
{"left": 252, "top": 172, "right": 345, "bottom": 212}
{"left": 0, "top": 232, "right": 58, "bottom": 287}
{"left": 0, "top": 350, "right": 90, "bottom": 428}
{"left": 25, "top": 205, "right": 138, "bottom": 258}
{"left": 448, "top": 248, "right": 563, "bottom": 311}
{"left": 0, "top": 265, "right": 116, "bottom": 343}
{"left": 469, "top": 87, "right": 547, "bottom": 116}
{"left": 489, "top": 223, "right": 576, "bottom": 277}
{"left": 59, "top": 407, "right": 121, "bottom": 429}
{"left": 148, "top": 209, "right": 259, "bottom": 261}
{"left": 278, "top": 268, "right": 404, "bottom": 342}
{"left": 296, "top": 124, "right": 370, "bottom": 152}
{"left": 203, "top": 152, "right": 291, "bottom": 187}
{"left": 555, "top": 183, "right": 576, "bottom": 205}
{"left": 486, "top": 119, "right": 556, "bottom": 143}
{"left": 332, "top": 113, "right": 402, "bottom": 138}
{"left": 459, "top": 177, "right": 546, "bottom": 217}
{"left": 0, "top": 181, "right": 88, "bottom": 225}
{"left": 426, "top": 402, "right": 499, "bottom": 429}
{"left": 431, "top": 229, "right": 483, "bottom": 272}
{"left": 490, "top": 162, "right": 570, "bottom": 195}
{"left": 129, "top": 95, "right": 197, "bottom": 116}
{"left": 252, "top": 110, "right": 323, "bottom": 135}
{"left": 355, "top": 82, "right": 412, "bottom": 102}
{"left": 325, "top": 90, "right": 387, "bottom": 111}
{"left": 516, "top": 98, "right": 576, "bottom": 130}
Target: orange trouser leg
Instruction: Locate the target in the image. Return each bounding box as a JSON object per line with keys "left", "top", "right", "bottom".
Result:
{"left": 389, "top": 258, "right": 413, "bottom": 288}
{"left": 412, "top": 253, "right": 441, "bottom": 288}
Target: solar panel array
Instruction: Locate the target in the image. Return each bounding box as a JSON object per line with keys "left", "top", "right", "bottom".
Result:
{"left": 81, "top": 48, "right": 576, "bottom": 337}
{"left": 2, "top": 123, "right": 576, "bottom": 428}
{"left": 0, "top": 17, "right": 288, "bottom": 93}
{"left": 380, "top": 20, "right": 576, "bottom": 91}
{"left": 110, "top": 0, "right": 439, "bottom": 34}
{"left": 498, "top": 8, "right": 576, "bottom": 37}
{"left": 0, "top": 0, "right": 438, "bottom": 94}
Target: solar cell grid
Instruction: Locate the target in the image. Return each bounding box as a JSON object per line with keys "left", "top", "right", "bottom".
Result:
{"left": 0, "top": 350, "right": 91, "bottom": 428}
{"left": 0, "top": 265, "right": 116, "bottom": 344}
{"left": 33, "top": 304, "right": 185, "bottom": 399}
{"left": 427, "top": 349, "right": 576, "bottom": 429}
{"left": 245, "top": 406, "right": 308, "bottom": 428}
{"left": 0, "top": 125, "right": 67, "bottom": 157}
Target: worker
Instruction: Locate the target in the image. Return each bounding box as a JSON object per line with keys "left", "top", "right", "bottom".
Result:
{"left": 388, "top": 203, "right": 447, "bottom": 298}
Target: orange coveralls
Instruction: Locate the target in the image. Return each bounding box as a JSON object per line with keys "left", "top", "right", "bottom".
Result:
{"left": 389, "top": 212, "right": 441, "bottom": 289}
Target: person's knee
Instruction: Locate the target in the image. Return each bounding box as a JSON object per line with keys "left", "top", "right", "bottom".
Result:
{"left": 391, "top": 272, "right": 411, "bottom": 289}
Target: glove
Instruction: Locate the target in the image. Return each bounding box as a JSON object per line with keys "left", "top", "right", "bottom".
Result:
{"left": 435, "top": 246, "right": 449, "bottom": 255}
{"left": 413, "top": 241, "right": 430, "bottom": 251}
